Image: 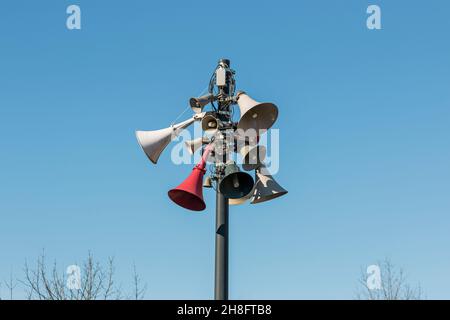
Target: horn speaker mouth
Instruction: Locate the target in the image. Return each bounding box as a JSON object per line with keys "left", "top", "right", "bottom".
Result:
{"left": 135, "top": 131, "right": 159, "bottom": 164}
{"left": 241, "top": 145, "right": 267, "bottom": 171}
{"left": 251, "top": 190, "right": 288, "bottom": 204}
{"left": 219, "top": 172, "right": 254, "bottom": 199}
{"left": 237, "top": 103, "right": 278, "bottom": 132}
{"left": 168, "top": 189, "right": 206, "bottom": 211}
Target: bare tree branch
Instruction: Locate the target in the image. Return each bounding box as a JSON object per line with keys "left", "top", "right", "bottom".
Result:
{"left": 131, "top": 263, "right": 147, "bottom": 300}
{"left": 17, "top": 252, "right": 146, "bottom": 300}
{"left": 356, "top": 258, "right": 423, "bottom": 300}
{"left": 4, "top": 271, "right": 18, "bottom": 300}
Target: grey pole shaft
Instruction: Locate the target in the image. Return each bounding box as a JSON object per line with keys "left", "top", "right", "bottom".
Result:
{"left": 214, "top": 58, "right": 231, "bottom": 300}
{"left": 214, "top": 187, "right": 229, "bottom": 300}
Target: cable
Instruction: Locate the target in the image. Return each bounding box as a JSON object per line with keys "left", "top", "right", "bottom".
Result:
{"left": 209, "top": 65, "right": 219, "bottom": 111}
{"left": 170, "top": 85, "right": 209, "bottom": 125}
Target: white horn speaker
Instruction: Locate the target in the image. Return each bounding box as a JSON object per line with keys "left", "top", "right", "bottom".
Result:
{"left": 184, "top": 137, "right": 210, "bottom": 155}
{"left": 251, "top": 166, "right": 288, "bottom": 204}
{"left": 190, "top": 93, "right": 215, "bottom": 113}
{"left": 201, "top": 113, "right": 219, "bottom": 133}
{"left": 136, "top": 116, "right": 199, "bottom": 164}
{"left": 236, "top": 92, "right": 278, "bottom": 133}
{"left": 240, "top": 145, "right": 266, "bottom": 171}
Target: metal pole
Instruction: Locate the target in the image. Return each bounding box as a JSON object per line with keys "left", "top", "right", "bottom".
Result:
{"left": 214, "top": 188, "right": 229, "bottom": 300}
{"left": 214, "top": 58, "right": 231, "bottom": 300}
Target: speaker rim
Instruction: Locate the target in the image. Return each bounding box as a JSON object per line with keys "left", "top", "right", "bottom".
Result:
{"left": 251, "top": 190, "right": 288, "bottom": 204}
{"left": 241, "top": 145, "right": 267, "bottom": 171}
{"left": 237, "top": 102, "right": 279, "bottom": 132}
{"left": 219, "top": 171, "right": 255, "bottom": 199}
{"left": 135, "top": 131, "right": 164, "bottom": 164}
{"left": 168, "top": 189, "right": 206, "bottom": 211}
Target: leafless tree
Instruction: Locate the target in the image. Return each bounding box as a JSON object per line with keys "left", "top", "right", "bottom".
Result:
{"left": 356, "top": 258, "right": 423, "bottom": 300}
{"left": 18, "top": 252, "right": 146, "bottom": 300}
{"left": 130, "top": 263, "right": 147, "bottom": 300}
{"left": 4, "top": 272, "right": 18, "bottom": 300}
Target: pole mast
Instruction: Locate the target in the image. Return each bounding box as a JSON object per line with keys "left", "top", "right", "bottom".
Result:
{"left": 214, "top": 58, "right": 232, "bottom": 300}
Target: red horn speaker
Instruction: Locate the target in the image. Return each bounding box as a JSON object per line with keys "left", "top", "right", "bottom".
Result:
{"left": 168, "top": 144, "right": 213, "bottom": 211}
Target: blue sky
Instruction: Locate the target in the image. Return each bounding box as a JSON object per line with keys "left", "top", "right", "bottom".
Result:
{"left": 0, "top": 0, "right": 449, "bottom": 299}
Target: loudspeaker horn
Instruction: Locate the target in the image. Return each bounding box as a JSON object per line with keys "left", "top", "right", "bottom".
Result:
{"left": 228, "top": 187, "right": 254, "bottom": 205}
{"left": 190, "top": 93, "right": 215, "bottom": 113}
{"left": 219, "top": 161, "right": 254, "bottom": 199}
{"left": 240, "top": 145, "right": 266, "bottom": 171}
{"left": 203, "top": 176, "right": 213, "bottom": 188}
{"left": 168, "top": 144, "right": 214, "bottom": 211}
{"left": 236, "top": 91, "right": 278, "bottom": 133}
{"left": 184, "top": 136, "right": 210, "bottom": 155}
{"left": 136, "top": 114, "right": 203, "bottom": 164}
{"left": 201, "top": 112, "right": 219, "bottom": 134}
{"left": 251, "top": 166, "right": 288, "bottom": 204}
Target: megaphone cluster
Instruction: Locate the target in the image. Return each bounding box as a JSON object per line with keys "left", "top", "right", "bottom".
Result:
{"left": 135, "top": 59, "right": 287, "bottom": 211}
